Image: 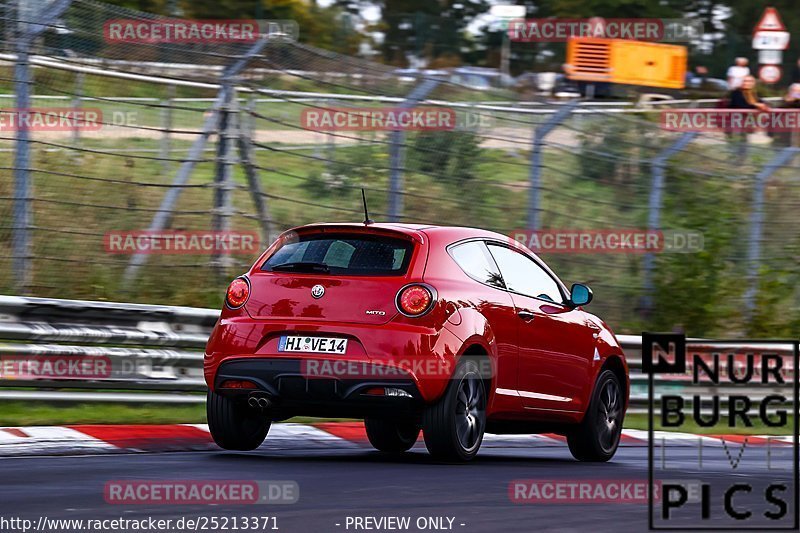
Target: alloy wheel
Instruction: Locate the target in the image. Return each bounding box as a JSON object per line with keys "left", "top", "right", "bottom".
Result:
{"left": 596, "top": 378, "right": 622, "bottom": 453}
{"left": 454, "top": 373, "right": 485, "bottom": 452}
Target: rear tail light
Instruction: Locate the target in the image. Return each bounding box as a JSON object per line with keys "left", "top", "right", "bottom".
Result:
{"left": 364, "top": 387, "right": 413, "bottom": 398}
{"left": 225, "top": 276, "right": 250, "bottom": 309}
{"left": 396, "top": 284, "right": 435, "bottom": 317}
{"left": 219, "top": 379, "right": 258, "bottom": 389}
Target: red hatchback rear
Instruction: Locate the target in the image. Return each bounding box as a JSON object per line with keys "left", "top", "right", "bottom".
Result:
{"left": 205, "top": 222, "right": 629, "bottom": 461}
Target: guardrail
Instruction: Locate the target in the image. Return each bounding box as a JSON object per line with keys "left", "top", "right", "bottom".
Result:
{"left": 0, "top": 296, "right": 793, "bottom": 413}
{"left": 0, "top": 296, "right": 215, "bottom": 404}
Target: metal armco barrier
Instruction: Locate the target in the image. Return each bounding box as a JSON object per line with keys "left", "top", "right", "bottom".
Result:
{"left": 0, "top": 295, "right": 217, "bottom": 403}
{"left": 0, "top": 297, "right": 794, "bottom": 411}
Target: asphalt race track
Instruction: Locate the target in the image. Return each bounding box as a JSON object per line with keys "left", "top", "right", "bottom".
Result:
{"left": 1, "top": 442, "right": 796, "bottom": 532}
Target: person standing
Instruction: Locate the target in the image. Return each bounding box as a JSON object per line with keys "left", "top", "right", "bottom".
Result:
{"left": 727, "top": 57, "right": 750, "bottom": 90}
{"left": 726, "top": 75, "right": 766, "bottom": 158}
{"left": 728, "top": 75, "right": 769, "bottom": 111}
{"left": 777, "top": 83, "right": 800, "bottom": 147}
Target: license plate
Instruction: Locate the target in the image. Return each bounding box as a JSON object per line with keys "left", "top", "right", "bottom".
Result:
{"left": 278, "top": 336, "right": 348, "bottom": 354}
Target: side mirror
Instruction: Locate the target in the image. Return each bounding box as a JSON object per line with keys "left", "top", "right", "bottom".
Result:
{"left": 569, "top": 283, "right": 593, "bottom": 307}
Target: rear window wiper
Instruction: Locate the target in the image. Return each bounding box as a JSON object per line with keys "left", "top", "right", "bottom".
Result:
{"left": 269, "top": 262, "right": 331, "bottom": 273}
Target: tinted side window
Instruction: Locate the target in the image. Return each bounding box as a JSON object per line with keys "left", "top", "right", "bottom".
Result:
{"left": 450, "top": 241, "right": 505, "bottom": 289}
{"left": 487, "top": 245, "right": 562, "bottom": 302}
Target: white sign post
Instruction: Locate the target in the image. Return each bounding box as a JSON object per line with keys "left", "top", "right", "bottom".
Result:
{"left": 752, "top": 7, "right": 790, "bottom": 84}
{"left": 491, "top": 5, "right": 527, "bottom": 80}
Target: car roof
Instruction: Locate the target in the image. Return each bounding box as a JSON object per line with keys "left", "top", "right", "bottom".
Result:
{"left": 290, "top": 222, "right": 510, "bottom": 243}
{"left": 420, "top": 225, "right": 511, "bottom": 243}
{"left": 279, "top": 222, "right": 556, "bottom": 284}
{"left": 292, "top": 222, "right": 432, "bottom": 230}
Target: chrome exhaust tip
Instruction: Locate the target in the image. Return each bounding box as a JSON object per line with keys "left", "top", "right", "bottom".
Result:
{"left": 248, "top": 394, "right": 272, "bottom": 410}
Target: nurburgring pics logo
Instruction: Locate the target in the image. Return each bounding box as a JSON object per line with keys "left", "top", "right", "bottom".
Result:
{"left": 104, "top": 231, "right": 259, "bottom": 255}
{"left": 0, "top": 108, "right": 102, "bottom": 131}
{"left": 509, "top": 229, "right": 703, "bottom": 254}
{"left": 507, "top": 18, "right": 702, "bottom": 42}
{"left": 644, "top": 333, "right": 799, "bottom": 529}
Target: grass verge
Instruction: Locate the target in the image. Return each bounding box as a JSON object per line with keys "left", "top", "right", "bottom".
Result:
{"left": 623, "top": 413, "right": 794, "bottom": 435}
{"left": 0, "top": 401, "right": 353, "bottom": 426}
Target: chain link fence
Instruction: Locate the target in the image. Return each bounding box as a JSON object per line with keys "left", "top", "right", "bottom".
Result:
{"left": 1, "top": 0, "right": 800, "bottom": 336}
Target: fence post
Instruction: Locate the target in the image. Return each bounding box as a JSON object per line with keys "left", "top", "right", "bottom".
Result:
{"left": 526, "top": 100, "right": 579, "bottom": 231}
{"left": 12, "top": 38, "right": 33, "bottom": 294}
{"left": 238, "top": 98, "right": 272, "bottom": 249}
{"left": 387, "top": 78, "right": 440, "bottom": 222}
{"left": 3, "top": 0, "right": 16, "bottom": 54}
{"left": 71, "top": 71, "right": 84, "bottom": 149}
{"left": 11, "top": 0, "right": 72, "bottom": 294}
{"left": 211, "top": 83, "right": 235, "bottom": 276}
{"left": 743, "top": 147, "right": 799, "bottom": 324}
{"left": 123, "top": 96, "right": 223, "bottom": 287}
{"left": 640, "top": 132, "right": 698, "bottom": 313}
{"left": 325, "top": 98, "right": 335, "bottom": 175}
{"left": 123, "top": 36, "right": 271, "bottom": 286}
{"left": 160, "top": 84, "right": 174, "bottom": 176}
{"left": 244, "top": 93, "right": 256, "bottom": 140}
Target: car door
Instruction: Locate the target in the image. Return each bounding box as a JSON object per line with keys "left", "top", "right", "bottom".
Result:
{"left": 447, "top": 240, "right": 521, "bottom": 413}
{"left": 486, "top": 243, "right": 596, "bottom": 413}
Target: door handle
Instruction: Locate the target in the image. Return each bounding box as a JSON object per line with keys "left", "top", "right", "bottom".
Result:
{"left": 517, "top": 310, "right": 536, "bottom": 322}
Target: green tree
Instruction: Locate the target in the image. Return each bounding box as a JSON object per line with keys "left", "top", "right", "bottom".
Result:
{"left": 378, "top": 0, "right": 490, "bottom": 65}
{"left": 100, "top": 0, "right": 364, "bottom": 53}
{"left": 650, "top": 166, "right": 742, "bottom": 335}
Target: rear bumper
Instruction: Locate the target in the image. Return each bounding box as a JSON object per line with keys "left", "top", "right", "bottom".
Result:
{"left": 204, "top": 317, "right": 466, "bottom": 403}
{"left": 214, "top": 358, "right": 425, "bottom": 419}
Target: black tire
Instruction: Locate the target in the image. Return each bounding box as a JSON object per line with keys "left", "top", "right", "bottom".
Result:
{"left": 567, "top": 369, "right": 624, "bottom": 462}
{"left": 422, "top": 358, "right": 487, "bottom": 462}
{"left": 207, "top": 391, "right": 271, "bottom": 451}
{"left": 364, "top": 417, "right": 420, "bottom": 453}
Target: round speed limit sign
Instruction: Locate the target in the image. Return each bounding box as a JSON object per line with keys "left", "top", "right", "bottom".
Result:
{"left": 759, "top": 64, "right": 782, "bottom": 84}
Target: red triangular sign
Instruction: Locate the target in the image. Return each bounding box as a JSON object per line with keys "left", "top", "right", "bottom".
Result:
{"left": 755, "top": 7, "right": 786, "bottom": 32}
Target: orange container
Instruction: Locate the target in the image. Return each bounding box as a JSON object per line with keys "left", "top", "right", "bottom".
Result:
{"left": 566, "top": 37, "right": 687, "bottom": 89}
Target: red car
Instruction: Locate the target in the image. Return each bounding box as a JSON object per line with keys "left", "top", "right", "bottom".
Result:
{"left": 204, "top": 223, "right": 629, "bottom": 461}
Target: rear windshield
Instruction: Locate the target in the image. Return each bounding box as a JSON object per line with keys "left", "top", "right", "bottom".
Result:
{"left": 262, "top": 233, "right": 414, "bottom": 276}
